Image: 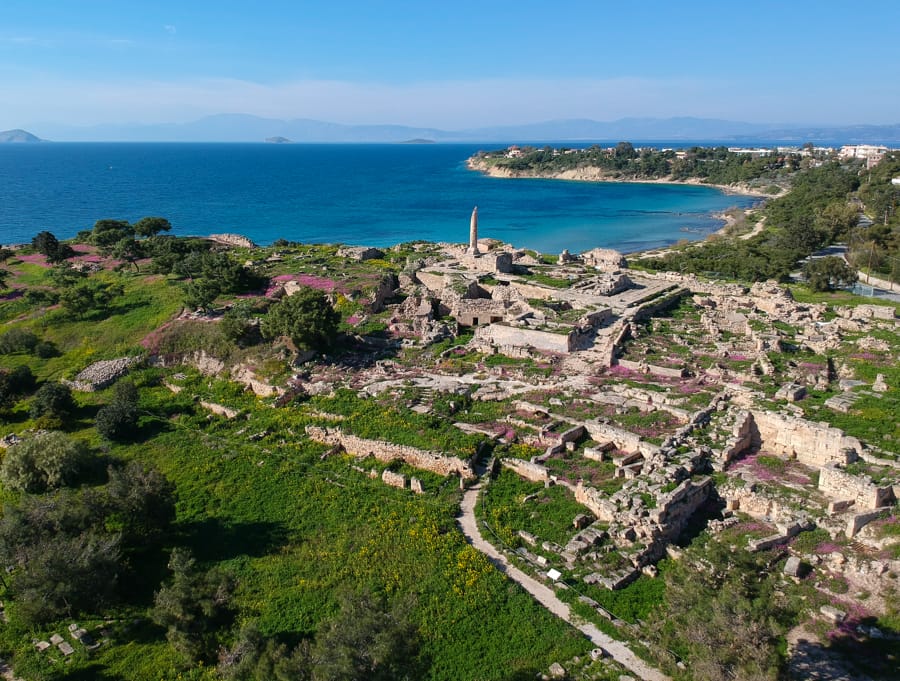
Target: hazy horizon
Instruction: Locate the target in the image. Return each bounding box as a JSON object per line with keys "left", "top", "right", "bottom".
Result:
{"left": 2, "top": 1, "right": 899, "bottom": 133}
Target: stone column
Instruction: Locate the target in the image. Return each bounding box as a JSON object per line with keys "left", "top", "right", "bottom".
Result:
{"left": 467, "top": 206, "right": 479, "bottom": 254}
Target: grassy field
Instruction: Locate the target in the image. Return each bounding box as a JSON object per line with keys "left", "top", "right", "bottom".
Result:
{"left": 0, "top": 251, "right": 592, "bottom": 680}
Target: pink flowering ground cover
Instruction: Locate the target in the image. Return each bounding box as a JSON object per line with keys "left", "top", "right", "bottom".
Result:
{"left": 14, "top": 253, "right": 50, "bottom": 267}
{"left": 813, "top": 541, "right": 843, "bottom": 554}
{"left": 606, "top": 364, "right": 637, "bottom": 377}
{"left": 266, "top": 274, "right": 348, "bottom": 297}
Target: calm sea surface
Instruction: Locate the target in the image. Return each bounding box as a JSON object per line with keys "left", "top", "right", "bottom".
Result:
{"left": 0, "top": 143, "right": 756, "bottom": 253}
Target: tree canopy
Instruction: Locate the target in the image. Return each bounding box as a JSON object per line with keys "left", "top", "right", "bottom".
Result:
{"left": 261, "top": 287, "right": 340, "bottom": 352}
{"left": 803, "top": 255, "right": 858, "bottom": 292}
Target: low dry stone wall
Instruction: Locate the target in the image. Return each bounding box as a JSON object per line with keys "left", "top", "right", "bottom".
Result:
{"left": 64, "top": 356, "right": 141, "bottom": 392}
{"left": 305, "top": 426, "right": 475, "bottom": 479}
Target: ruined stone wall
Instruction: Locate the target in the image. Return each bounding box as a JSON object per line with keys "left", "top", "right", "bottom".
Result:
{"left": 574, "top": 482, "right": 618, "bottom": 522}
{"left": 582, "top": 248, "right": 627, "bottom": 270}
{"left": 616, "top": 358, "right": 687, "bottom": 377}
{"left": 593, "top": 320, "right": 631, "bottom": 367}
{"left": 631, "top": 290, "right": 690, "bottom": 322}
{"left": 649, "top": 478, "right": 712, "bottom": 528}
{"left": 722, "top": 484, "right": 794, "bottom": 523}
{"left": 305, "top": 426, "right": 475, "bottom": 479}
{"left": 583, "top": 422, "right": 660, "bottom": 457}
{"left": 844, "top": 304, "right": 897, "bottom": 321}
{"left": 751, "top": 410, "right": 860, "bottom": 466}
{"left": 473, "top": 324, "right": 573, "bottom": 353}
{"left": 819, "top": 464, "right": 895, "bottom": 511}
{"left": 458, "top": 252, "right": 513, "bottom": 273}
{"left": 642, "top": 272, "right": 748, "bottom": 297}
{"left": 645, "top": 363, "right": 687, "bottom": 379}
{"left": 382, "top": 469, "right": 407, "bottom": 489}
{"left": 501, "top": 457, "right": 549, "bottom": 482}
{"left": 846, "top": 509, "right": 891, "bottom": 538}
{"left": 719, "top": 409, "right": 756, "bottom": 468}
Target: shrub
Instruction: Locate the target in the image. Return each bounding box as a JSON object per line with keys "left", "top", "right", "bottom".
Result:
{"left": 0, "top": 328, "right": 38, "bottom": 354}
{"left": 29, "top": 381, "right": 76, "bottom": 427}
{"left": 96, "top": 381, "right": 140, "bottom": 441}
{"left": 0, "top": 365, "right": 35, "bottom": 410}
{"left": 0, "top": 431, "right": 86, "bottom": 493}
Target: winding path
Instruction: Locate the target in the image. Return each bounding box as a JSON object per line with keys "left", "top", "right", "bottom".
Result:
{"left": 457, "top": 483, "right": 670, "bottom": 681}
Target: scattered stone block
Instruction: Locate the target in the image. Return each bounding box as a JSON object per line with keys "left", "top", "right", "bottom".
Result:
{"left": 783, "top": 556, "right": 803, "bottom": 578}
{"left": 518, "top": 530, "right": 537, "bottom": 546}
{"left": 35, "top": 641, "right": 51, "bottom": 652}
{"left": 775, "top": 383, "right": 807, "bottom": 402}
{"left": 825, "top": 393, "right": 859, "bottom": 413}
{"left": 49, "top": 634, "right": 64, "bottom": 645}
{"left": 572, "top": 513, "right": 591, "bottom": 530}
{"left": 820, "top": 605, "right": 846, "bottom": 624}
{"left": 58, "top": 641, "right": 75, "bottom": 655}
{"left": 548, "top": 662, "right": 567, "bottom": 678}
{"left": 578, "top": 595, "right": 599, "bottom": 608}
{"left": 873, "top": 374, "right": 888, "bottom": 393}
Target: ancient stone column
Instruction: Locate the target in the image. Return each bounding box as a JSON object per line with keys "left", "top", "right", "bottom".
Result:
{"left": 467, "top": 206, "right": 479, "bottom": 255}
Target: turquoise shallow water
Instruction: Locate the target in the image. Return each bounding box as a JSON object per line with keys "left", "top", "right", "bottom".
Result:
{"left": 0, "top": 143, "right": 756, "bottom": 253}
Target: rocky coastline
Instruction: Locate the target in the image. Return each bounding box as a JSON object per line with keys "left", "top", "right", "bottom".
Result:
{"left": 466, "top": 155, "right": 773, "bottom": 199}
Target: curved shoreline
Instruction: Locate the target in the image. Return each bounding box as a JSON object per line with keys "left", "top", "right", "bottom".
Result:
{"left": 466, "top": 157, "right": 774, "bottom": 199}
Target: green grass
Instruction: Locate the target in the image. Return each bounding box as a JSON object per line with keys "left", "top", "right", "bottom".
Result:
{"left": 479, "top": 468, "right": 589, "bottom": 547}
{"left": 1, "top": 380, "right": 592, "bottom": 680}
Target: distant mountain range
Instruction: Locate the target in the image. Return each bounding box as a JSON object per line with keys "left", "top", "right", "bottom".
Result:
{"left": 0, "top": 128, "right": 44, "bottom": 143}
{"left": 14, "top": 116, "right": 900, "bottom": 144}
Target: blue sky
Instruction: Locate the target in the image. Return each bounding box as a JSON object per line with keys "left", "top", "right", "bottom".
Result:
{"left": 1, "top": 0, "right": 898, "bottom": 130}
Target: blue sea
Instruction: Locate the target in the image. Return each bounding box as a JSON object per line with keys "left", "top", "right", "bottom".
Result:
{"left": 0, "top": 143, "right": 757, "bottom": 253}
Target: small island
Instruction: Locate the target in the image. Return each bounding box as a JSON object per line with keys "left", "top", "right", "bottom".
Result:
{"left": 265, "top": 136, "right": 292, "bottom": 144}
{"left": 401, "top": 138, "right": 436, "bottom": 144}
{"left": 0, "top": 128, "right": 44, "bottom": 143}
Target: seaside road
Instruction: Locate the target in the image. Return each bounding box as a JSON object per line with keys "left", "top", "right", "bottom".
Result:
{"left": 457, "top": 484, "right": 670, "bottom": 681}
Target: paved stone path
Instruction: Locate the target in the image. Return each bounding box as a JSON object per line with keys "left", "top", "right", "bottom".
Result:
{"left": 457, "top": 484, "right": 670, "bottom": 681}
